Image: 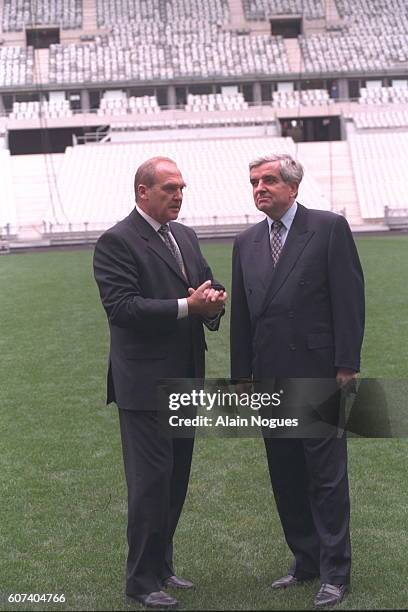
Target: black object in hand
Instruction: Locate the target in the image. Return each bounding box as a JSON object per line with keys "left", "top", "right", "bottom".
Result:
{"left": 211, "top": 282, "right": 225, "bottom": 291}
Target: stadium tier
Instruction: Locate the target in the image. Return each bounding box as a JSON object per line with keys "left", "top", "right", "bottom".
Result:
{"left": 2, "top": 0, "right": 82, "bottom": 31}
{"left": 272, "top": 89, "right": 332, "bottom": 108}
{"left": 185, "top": 92, "right": 248, "bottom": 112}
{"left": 96, "top": 0, "right": 230, "bottom": 27}
{"left": 299, "top": 33, "right": 408, "bottom": 73}
{"left": 242, "top": 0, "right": 325, "bottom": 20}
{"left": 48, "top": 29, "right": 290, "bottom": 84}
{"left": 0, "top": 45, "right": 33, "bottom": 86}
{"left": 350, "top": 110, "right": 408, "bottom": 130}
{"left": 97, "top": 94, "right": 160, "bottom": 116}
{"left": 1, "top": 0, "right": 408, "bottom": 245}
{"left": 42, "top": 136, "right": 330, "bottom": 234}
{"left": 335, "top": 0, "right": 408, "bottom": 35}
{"left": 10, "top": 98, "right": 73, "bottom": 118}
{"left": 0, "top": 149, "right": 17, "bottom": 237}
{"left": 348, "top": 131, "right": 408, "bottom": 219}
{"left": 359, "top": 86, "right": 408, "bottom": 105}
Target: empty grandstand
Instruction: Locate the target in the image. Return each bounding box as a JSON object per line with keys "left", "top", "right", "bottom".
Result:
{"left": 1, "top": 0, "right": 407, "bottom": 247}
{"left": 242, "top": 0, "right": 325, "bottom": 21}
{"left": 41, "top": 135, "right": 330, "bottom": 237}
{"left": 2, "top": 0, "right": 82, "bottom": 31}
{"left": 0, "top": 149, "right": 17, "bottom": 238}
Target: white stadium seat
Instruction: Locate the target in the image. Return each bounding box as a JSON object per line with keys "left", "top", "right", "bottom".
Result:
{"left": 43, "top": 136, "right": 329, "bottom": 232}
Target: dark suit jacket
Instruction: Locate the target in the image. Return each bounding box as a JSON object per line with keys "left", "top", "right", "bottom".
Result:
{"left": 94, "top": 208, "right": 220, "bottom": 411}
{"left": 231, "top": 204, "right": 365, "bottom": 380}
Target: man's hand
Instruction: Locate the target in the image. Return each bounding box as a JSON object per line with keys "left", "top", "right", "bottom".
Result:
{"left": 187, "top": 280, "right": 228, "bottom": 317}
{"left": 336, "top": 368, "right": 358, "bottom": 392}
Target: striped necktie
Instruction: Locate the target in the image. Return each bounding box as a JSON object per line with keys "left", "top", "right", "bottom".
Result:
{"left": 158, "top": 224, "right": 186, "bottom": 277}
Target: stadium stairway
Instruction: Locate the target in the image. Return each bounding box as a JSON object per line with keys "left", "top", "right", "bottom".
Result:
{"left": 296, "top": 141, "right": 364, "bottom": 227}
{"left": 325, "top": 0, "right": 343, "bottom": 27}
{"left": 34, "top": 49, "right": 49, "bottom": 86}
{"left": 228, "top": 0, "right": 249, "bottom": 29}
{"left": 284, "top": 39, "right": 303, "bottom": 75}
{"left": 10, "top": 153, "right": 63, "bottom": 240}
{"left": 82, "top": 0, "right": 98, "bottom": 33}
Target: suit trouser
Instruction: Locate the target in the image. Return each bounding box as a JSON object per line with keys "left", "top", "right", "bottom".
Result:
{"left": 263, "top": 436, "right": 351, "bottom": 585}
{"left": 118, "top": 408, "right": 195, "bottom": 596}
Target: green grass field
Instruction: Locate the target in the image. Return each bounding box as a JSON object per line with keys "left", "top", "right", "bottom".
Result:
{"left": 1, "top": 237, "right": 407, "bottom": 611}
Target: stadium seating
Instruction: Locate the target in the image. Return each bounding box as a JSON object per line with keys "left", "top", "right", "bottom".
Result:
{"left": 299, "top": 32, "right": 408, "bottom": 73}
{"left": 0, "top": 150, "right": 18, "bottom": 238}
{"left": 335, "top": 0, "right": 408, "bottom": 35}
{"left": 1, "top": 0, "right": 82, "bottom": 31}
{"left": 0, "top": 46, "right": 34, "bottom": 87}
{"left": 348, "top": 131, "right": 408, "bottom": 218}
{"left": 48, "top": 28, "right": 290, "bottom": 84}
{"left": 97, "top": 94, "right": 160, "bottom": 116}
{"left": 351, "top": 110, "right": 408, "bottom": 129}
{"left": 185, "top": 92, "right": 248, "bottom": 112}
{"left": 42, "top": 136, "right": 330, "bottom": 233}
{"left": 96, "top": 0, "right": 229, "bottom": 27}
{"left": 9, "top": 99, "right": 73, "bottom": 119}
{"left": 272, "top": 89, "right": 332, "bottom": 107}
{"left": 242, "top": 0, "right": 324, "bottom": 20}
{"left": 359, "top": 86, "right": 408, "bottom": 105}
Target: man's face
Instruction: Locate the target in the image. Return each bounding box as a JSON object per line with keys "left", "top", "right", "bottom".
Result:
{"left": 250, "top": 161, "right": 297, "bottom": 220}
{"left": 138, "top": 161, "right": 186, "bottom": 224}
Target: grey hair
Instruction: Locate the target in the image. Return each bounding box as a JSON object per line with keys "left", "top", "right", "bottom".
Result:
{"left": 249, "top": 153, "right": 304, "bottom": 185}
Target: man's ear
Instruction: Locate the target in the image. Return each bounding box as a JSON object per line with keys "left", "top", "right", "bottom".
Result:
{"left": 289, "top": 183, "right": 298, "bottom": 199}
{"left": 138, "top": 184, "right": 148, "bottom": 201}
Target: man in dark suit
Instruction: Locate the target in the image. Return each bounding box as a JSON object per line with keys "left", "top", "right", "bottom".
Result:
{"left": 94, "top": 156, "right": 226, "bottom": 609}
{"left": 230, "top": 153, "right": 364, "bottom": 608}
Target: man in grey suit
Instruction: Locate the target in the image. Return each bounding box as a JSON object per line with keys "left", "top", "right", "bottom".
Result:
{"left": 230, "top": 153, "right": 364, "bottom": 608}
{"left": 94, "top": 156, "right": 226, "bottom": 609}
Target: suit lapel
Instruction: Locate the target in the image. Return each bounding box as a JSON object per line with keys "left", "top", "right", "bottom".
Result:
{"left": 263, "top": 204, "right": 314, "bottom": 304}
{"left": 251, "top": 219, "right": 275, "bottom": 292}
{"left": 128, "top": 209, "right": 189, "bottom": 286}
{"left": 169, "top": 222, "right": 196, "bottom": 286}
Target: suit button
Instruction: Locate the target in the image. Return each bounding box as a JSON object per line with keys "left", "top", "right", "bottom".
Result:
{"left": 288, "top": 311, "right": 294, "bottom": 318}
{"left": 289, "top": 344, "right": 296, "bottom": 351}
{"left": 299, "top": 280, "right": 305, "bottom": 286}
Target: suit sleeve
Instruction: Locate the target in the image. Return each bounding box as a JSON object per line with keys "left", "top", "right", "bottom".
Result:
{"left": 93, "top": 231, "right": 178, "bottom": 331}
{"left": 230, "top": 238, "right": 253, "bottom": 379}
{"left": 328, "top": 215, "right": 365, "bottom": 372}
{"left": 192, "top": 230, "right": 224, "bottom": 332}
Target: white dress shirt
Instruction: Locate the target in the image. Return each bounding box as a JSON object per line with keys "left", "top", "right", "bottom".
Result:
{"left": 266, "top": 200, "right": 298, "bottom": 247}
{"left": 136, "top": 205, "right": 188, "bottom": 319}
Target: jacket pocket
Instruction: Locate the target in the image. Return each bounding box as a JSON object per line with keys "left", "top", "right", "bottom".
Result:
{"left": 307, "top": 333, "right": 333, "bottom": 350}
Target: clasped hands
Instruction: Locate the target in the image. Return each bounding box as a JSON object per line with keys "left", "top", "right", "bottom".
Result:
{"left": 187, "top": 280, "right": 228, "bottom": 317}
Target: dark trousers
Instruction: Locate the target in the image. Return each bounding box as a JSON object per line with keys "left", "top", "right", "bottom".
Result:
{"left": 118, "top": 408, "right": 195, "bottom": 596}
{"left": 263, "top": 436, "right": 351, "bottom": 585}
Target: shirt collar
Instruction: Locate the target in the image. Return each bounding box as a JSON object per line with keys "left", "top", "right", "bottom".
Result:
{"left": 136, "top": 204, "right": 163, "bottom": 233}
{"left": 267, "top": 201, "right": 298, "bottom": 232}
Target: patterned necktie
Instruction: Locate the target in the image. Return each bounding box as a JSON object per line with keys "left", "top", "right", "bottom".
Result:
{"left": 270, "top": 220, "right": 284, "bottom": 265}
{"left": 158, "top": 224, "right": 186, "bottom": 277}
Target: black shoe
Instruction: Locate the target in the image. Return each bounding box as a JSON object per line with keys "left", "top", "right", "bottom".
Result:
{"left": 127, "top": 590, "right": 178, "bottom": 609}
{"left": 314, "top": 584, "right": 347, "bottom": 608}
{"left": 271, "top": 574, "right": 299, "bottom": 589}
{"left": 164, "top": 575, "right": 194, "bottom": 590}
{"left": 271, "top": 574, "right": 316, "bottom": 589}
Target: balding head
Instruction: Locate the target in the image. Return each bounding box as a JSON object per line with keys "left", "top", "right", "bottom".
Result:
{"left": 134, "top": 156, "right": 177, "bottom": 202}
{"left": 135, "top": 156, "right": 186, "bottom": 224}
